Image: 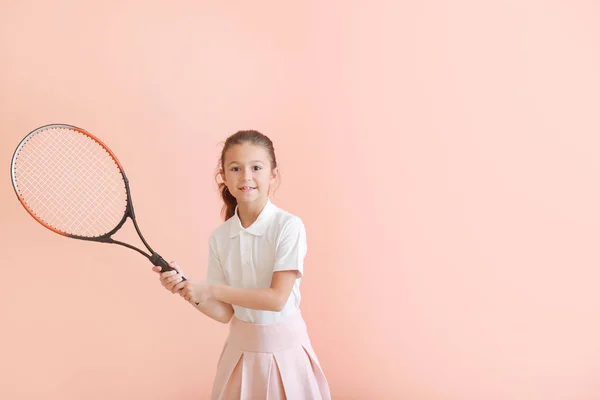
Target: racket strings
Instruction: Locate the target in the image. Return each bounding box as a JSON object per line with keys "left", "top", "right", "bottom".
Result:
{"left": 13, "top": 126, "right": 127, "bottom": 237}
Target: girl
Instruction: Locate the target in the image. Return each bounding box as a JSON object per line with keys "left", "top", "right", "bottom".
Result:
{"left": 153, "top": 130, "right": 331, "bottom": 400}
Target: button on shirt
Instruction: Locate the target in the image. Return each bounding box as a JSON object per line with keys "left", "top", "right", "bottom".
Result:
{"left": 206, "top": 199, "right": 307, "bottom": 324}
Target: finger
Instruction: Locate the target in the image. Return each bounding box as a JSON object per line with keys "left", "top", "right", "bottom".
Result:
{"left": 161, "top": 275, "right": 178, "bottom": 286}
{"left": 179, "top": 284, "right": 187, "bottom": 293}
{"left": 172, "top": 286, "right": 182, "bottom": 294}
{"left": 169, "top": 272, "right": 182, "bottom": 281}
{"left": 166, "top": 274, "right": 182, "bottom": 284}
{"left": 161, "top": 270, "right": 178, "bottom": 278}
{"left": 152, "top": 266, "right": 162, "bottom": 273}
{"left": 168, "top": 285, "right": 178, "bottom": 293}
{"left": 160, "top": 278, "right": 171, "bottom": 288}
{"left": 166, "top": 280, "right": 180, "bottom": 290}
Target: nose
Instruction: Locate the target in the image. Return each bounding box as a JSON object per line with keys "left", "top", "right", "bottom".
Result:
{"left": 243, "top": 167, "right": 253, "bottom": 181}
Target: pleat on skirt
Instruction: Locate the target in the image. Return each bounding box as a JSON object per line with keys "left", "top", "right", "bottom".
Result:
{"left": 210, "top": 311, "right": 331, "bottom": 400}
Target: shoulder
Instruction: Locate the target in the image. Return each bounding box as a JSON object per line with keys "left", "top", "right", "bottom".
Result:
{"left": 271, "top": 204, "right": 303, "bottom": 226}
{"left": 209, "top": 216, "right": 235, "bottom": 243}
{"left": 270, "top": 205, "right": 306, "bottom": 237}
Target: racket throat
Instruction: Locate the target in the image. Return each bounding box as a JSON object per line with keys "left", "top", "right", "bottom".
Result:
{"left": 149, "top": 252, "right": 169, "bottom": 269}
{"left": 103, "top": 236, "right": 152, "bottom": 259}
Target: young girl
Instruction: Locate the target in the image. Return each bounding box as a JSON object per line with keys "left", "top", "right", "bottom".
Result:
{"left": 152, "top": 130, "right": 331, "bottom": 400}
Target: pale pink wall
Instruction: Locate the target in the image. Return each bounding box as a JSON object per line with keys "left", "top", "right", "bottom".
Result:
{"left": 2, "top": 1, "right": 600, "bottom": 399}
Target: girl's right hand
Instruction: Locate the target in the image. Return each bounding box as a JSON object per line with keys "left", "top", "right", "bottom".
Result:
{"left": 152, "top": 261, "right": 186, "bottom": 294}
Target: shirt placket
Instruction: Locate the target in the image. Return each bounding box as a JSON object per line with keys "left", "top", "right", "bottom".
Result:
{"left": 239, "top": 231, "right": 252, "bottom": 283}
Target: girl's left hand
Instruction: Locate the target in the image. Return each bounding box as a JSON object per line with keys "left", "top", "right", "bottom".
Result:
{"left": 180, "top": 280, "right": 212, "bottom": 305}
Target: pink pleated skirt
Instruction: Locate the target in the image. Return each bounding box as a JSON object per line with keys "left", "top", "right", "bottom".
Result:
{"left": 211, "top": 311, "right": 331, "bottom": 400}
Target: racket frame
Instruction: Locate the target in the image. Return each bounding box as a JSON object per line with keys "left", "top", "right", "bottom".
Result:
{"left": 10, "top": 123, "right": 174, "bottom": 272}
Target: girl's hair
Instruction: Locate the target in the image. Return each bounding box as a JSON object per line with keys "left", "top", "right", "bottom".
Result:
{"left": 215, "top": 130, "right": 278, "bottom": 221}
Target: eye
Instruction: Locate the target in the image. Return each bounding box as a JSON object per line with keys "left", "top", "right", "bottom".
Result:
{"left": 253, "top": 166, "right": 262, "bottom": 171}
{"left": 230, "top": 167, "right": 240, "bottom": 172}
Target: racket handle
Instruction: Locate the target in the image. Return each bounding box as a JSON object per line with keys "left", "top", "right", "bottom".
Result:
{"left": 150, "top": 252, "right": 186, "bottom": 279}
{"left": 151, "top": 252, "right": 198, "bottom": 305}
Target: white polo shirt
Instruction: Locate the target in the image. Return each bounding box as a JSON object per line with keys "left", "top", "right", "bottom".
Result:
{"left": 205, "top": 199, "right": 306, "bottom": 324}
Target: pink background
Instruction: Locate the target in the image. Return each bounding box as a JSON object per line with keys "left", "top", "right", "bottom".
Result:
{"left": 2, "top": 1, "right": 600, "bottom": 399}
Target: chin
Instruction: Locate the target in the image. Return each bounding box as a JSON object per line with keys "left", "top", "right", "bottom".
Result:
{"left": 235, "top": 192, "right": 265, "bottom": 203}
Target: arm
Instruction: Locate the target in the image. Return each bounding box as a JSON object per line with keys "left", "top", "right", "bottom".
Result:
{"left": 198, "top": 235, "right": 234, "bottom": 323}
{"left": 210, "top": 270, "right": 299, "bottom": 312}
{"left": 193, "top": 297, "right": 234, "bottom": 324}
{"left": 154, "top": 264, "right": 235, "bottom": 324}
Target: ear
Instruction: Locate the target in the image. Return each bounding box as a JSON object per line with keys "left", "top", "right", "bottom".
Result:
{"left": 220, "top": 170, "right": 227, "bottom": 186}
{"left": 270, "top": 167, "right": 278, "bottom": 182}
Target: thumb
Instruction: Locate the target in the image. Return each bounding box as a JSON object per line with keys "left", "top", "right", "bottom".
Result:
{"left": 169, "top": 261, "right": 182, "bottom": 273}
{"left": 151, "top": 266, "right": 162, "bottom": 273}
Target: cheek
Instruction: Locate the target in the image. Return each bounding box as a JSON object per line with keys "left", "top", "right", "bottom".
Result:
{"left": 223, "top": 171, "right": 234, "bottom": 182}
{"left": 259, "top": 171, "right": 272, "bottom": 184}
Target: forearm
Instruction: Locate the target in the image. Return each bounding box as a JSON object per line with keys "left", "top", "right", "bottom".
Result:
{"left": 211, "top": 284, "right": 283, "bottom": 312}
{"left": 194, "top": 297, "right": 234, "bottom": 324}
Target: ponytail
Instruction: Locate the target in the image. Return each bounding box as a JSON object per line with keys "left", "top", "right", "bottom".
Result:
{"left": 219, "top": 184, "right": 238, "bottom": 221}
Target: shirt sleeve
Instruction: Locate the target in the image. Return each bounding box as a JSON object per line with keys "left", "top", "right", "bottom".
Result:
{"left": 272, "top": 217, "right": 307, "bottom": 278}
{"left": 205, "top": 234, "right": 227, "bottom": 285}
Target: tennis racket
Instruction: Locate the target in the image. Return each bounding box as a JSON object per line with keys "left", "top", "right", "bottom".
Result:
{"left": 10, "top": 123, "right": 192, "bottom": 298}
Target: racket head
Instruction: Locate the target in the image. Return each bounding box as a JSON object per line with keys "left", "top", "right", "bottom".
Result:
{"left": 10, "top": 124, "right": 132, "bottom": 240}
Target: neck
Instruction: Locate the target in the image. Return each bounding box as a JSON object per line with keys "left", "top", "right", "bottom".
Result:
{"left": 237, "top": 197, "right": 268, "bottom": 228}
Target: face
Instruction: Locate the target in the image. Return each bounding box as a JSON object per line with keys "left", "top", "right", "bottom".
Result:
{"left": 221, "top": 142, "right": 277, "bottom": 206}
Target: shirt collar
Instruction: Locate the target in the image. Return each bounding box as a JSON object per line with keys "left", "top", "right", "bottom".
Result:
{"left": 229, "top": 199, "right": 276, "bottom": 238}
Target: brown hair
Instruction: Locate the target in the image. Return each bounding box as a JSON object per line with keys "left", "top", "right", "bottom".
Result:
{"left": 215, "top": 130, "right": 278, "bottom": 220}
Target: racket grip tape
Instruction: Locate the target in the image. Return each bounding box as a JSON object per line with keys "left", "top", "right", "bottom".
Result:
{"left": 150, "top": 253, "right": 187, "bottom": 281}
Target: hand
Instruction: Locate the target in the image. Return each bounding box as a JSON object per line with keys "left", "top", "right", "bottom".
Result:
{"left": 181, "top": 280, "right": 213, "bottom": 305}
{"left": 152, "top": 261, "right": 186, "bottom": 294}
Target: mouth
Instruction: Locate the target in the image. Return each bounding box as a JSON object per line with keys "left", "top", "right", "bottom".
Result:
{"left": 239, "top": 186, "right": 256, "bottom": 192}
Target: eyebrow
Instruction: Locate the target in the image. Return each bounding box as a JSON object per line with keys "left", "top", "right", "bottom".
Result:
{"left": 227, "top": 160, "right": 265, "bottom": 166}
